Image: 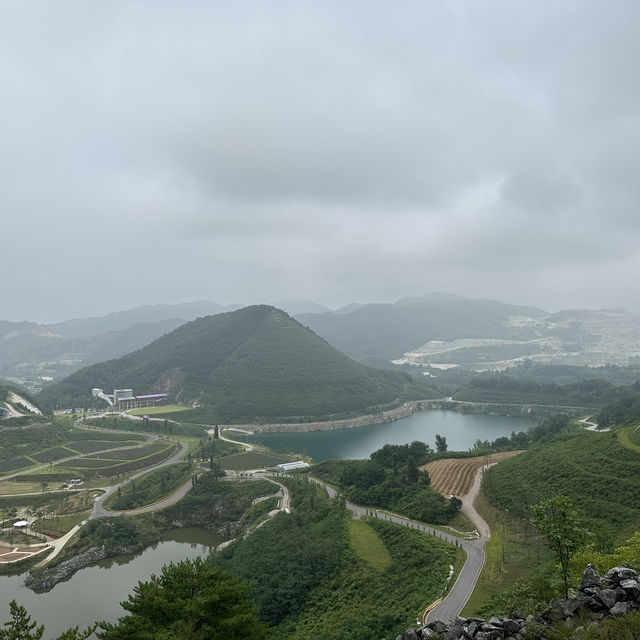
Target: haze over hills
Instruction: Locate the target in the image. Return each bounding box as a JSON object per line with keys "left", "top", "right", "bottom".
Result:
{"left": 297, "top": 297, "right": 640, "bottom": 372}
{"left": 48, "top": 301, "right": 242, "bottom": 338}
{"left": 39, "top": 305, "right": 435, "bottom": 421}
{"left": 6, "top": 293, "right": 640, "bottom": 388}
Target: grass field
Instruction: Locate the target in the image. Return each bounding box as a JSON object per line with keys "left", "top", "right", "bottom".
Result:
{"left": 462, "top": 488, "right": 549, "bottom": 616}
{"left": 129, "top": 405, "right": 190, "bottom": 416}
{"left": 0, "top": 481, "right": 44, "bottom": 495}
{"left": 617, "top": 424, "right": 640, "bottom": 453}
{"left": 423, "top": 451, "right": 524, "bottom": 497}
{"left": 32, "top": 512, "right": 88, "bottom": 538}
{"left": 348, "top": 518, "right": 391, "bottom": 570}
{"left": 220, "top": 451, "right": 289, "bottom": 470}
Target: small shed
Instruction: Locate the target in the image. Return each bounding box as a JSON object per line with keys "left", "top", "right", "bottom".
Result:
{"left": 13, "top": 520, "right": 28, "bottom": 529}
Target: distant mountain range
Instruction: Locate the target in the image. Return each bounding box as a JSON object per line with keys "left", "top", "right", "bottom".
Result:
{"left": 298, "top": 298, "right": 640, "bottom": 372}
{"left": 5, "top": 293, "right": 640, "bottom": 388}
{"left": 39, "top": 305, "right": 434, "bottom": 420}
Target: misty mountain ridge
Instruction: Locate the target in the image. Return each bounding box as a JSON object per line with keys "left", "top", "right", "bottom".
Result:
{"left": 298, "top": 299, "right": 640, "bottom": 372}
{"left": 5, "top": 293, "right": 640, "bottom": 386}
{"left": 39, "top": 305, "right": 435, "bottom": 421}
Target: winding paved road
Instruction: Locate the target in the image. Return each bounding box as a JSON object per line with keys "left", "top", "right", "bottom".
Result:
{"left": 309, "top": 468, "right": 491, "bottom": 625}
{"left": 90, "top": 438, "right": 189, "bottom": 518}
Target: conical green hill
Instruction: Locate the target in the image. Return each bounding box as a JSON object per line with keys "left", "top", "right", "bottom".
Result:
{"left": 40, "top": 305, "right": 436, "bottom": 421}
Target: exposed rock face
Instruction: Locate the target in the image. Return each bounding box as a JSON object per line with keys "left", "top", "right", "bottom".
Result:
{"left": 397, "top": 565, "right": 640, "bottom": 640}
{"left": 25, "top": 545, "right": 135, "bottom": 592}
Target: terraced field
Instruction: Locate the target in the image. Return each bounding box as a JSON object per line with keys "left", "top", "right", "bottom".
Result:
{"left": 0, "top": 458, "right": 32, "bottom": 474}
{"left": 31, "top": 447, "right": 75, "bottom": 463}
{"left": 422, "top": 451, "right": 523, "bottom": 497}
{"left": 86, "top": 442, "right": 171, "bottom": 460}
{"left": 66, "top": 440, "right": 141, "bottom": 454}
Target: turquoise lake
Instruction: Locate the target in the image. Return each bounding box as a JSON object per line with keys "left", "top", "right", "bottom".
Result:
{"left": 236, "top": 409, "right": 535, "bottom": 461}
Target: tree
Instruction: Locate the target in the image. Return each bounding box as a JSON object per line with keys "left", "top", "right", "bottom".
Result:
{"left": 435, "top": 434, "right": 448, "bottom": 453}
{"left": 0, "top": 600, "right": 94, "bottom": 640}
{"left": 97, "top": 557, "right": 266, "bottom": 640}
{"left": 532, "top": 495, "right": 589, "bottom": 598}
{"left": 406, "top": 455, "right": 419, "bottom": 483}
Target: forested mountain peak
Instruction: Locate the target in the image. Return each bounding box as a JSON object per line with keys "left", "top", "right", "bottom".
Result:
{"left": 39, "top": 305, "right": 436, "bottom": 420}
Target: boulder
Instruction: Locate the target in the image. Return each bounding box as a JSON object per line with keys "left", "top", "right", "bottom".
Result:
{"left": 594, "top": 588, "right": 618, "bottom": 610}
{"left": 605, "top": 567, "right": 639, "bottom": 584}
{"left": 466, "top": 620, "right": 479, "bottom": 637}
{"left": 610, "top": 601, "right": 630, "bottom": 616}
{"left": 445, "top": 623, "right": 463, "bottom": 639}
{"left": 502, "top": 618, "right": 522, "bottom": 636}
{"left": 620, "top": 579, "right": 640, "bottom": 599}
{"left": 579, "top": 564, "right": 602, "bottom": 590}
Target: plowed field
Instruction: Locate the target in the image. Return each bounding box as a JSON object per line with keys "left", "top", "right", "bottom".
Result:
{"left": 422, "top": 451, "right": 523, "bottom": 497}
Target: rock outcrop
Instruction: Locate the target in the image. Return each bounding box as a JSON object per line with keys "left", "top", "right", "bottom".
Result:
{"left": 25, "top": 545, "right": 136, "bottom": 592}
{"left": 397, "top": 565, "right": 640, "bottom": 640}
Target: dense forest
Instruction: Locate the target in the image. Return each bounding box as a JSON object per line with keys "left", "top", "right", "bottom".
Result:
{"left": 312, "top": 442, "right": 461, "bottom": 524}
{"left": 485, "top": 429, "right": 640, "bottom": 541}
{"left": 452, "top": 376, "right": 638, "bottom": 407}
{"left": 39, "top": 306, "right": 437, "bottom": 421}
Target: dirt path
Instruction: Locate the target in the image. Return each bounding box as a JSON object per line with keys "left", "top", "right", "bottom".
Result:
{"left": 213, "top": 428, "right": 254, "bottom": 452}
{"left": 425, "top": 464, "right": 493, "bottom": 624}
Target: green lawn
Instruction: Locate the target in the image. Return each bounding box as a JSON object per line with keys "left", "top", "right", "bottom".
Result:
{"left": 32, "top": 512, "right": 88, "bottom": 538}
{"left": 129, "top": 405, "right": 190, "bottom": 416}
{"left": 462, "top": 488, "right": 550, "bottom": 616}
{"left": 348, "top": 518, "right": 391, "bottom": 570}
{"left": 617, "top": 424, "right": 640, "bottom": 453}
{"left": 219, "top": 452, "right": 289, "bottom": 471}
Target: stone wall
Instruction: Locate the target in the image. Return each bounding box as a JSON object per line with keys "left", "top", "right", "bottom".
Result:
{"left": 397, "top": 565, "right": 640, "bottom": 640}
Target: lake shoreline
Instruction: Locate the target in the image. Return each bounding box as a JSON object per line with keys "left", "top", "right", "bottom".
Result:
{"left": 224, "top": 399, "right": 587, "bottom": 434}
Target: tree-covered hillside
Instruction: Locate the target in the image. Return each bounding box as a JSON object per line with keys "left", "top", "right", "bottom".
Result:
{"left": 452, "top": 376, "right": 636, "bottom": 407}
{"left": 485, "top": 429, "right": 640, "bottom": 541}
{"left": 39, "top": 306, "right": 437, "bottom": 421}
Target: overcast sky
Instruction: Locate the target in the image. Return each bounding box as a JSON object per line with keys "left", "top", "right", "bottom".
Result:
{"left": 2, "top": 1, "right": 640, "bottom": 323}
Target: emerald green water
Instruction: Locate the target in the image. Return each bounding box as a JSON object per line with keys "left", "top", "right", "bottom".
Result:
{"left": 0, "top": 528, "right": 222, "bottom": 637}
{"left": 238, "top": 409, "right": 534, "bottom": 461}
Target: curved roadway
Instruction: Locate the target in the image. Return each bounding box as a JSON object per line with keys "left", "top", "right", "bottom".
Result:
{"left": 90, "top": 438, "right": 189, "bottom": 518}
{"left": 309, "top": 468, "right": 491, "bottom": 625}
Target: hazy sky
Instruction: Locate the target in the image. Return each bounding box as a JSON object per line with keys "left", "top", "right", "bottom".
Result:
{"left": 3, "top": 1, "right": 640, "bottom": 323}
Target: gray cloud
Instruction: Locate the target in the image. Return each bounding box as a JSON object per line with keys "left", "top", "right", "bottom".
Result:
{"left": 2, "top": 1, "right": 640, "bottom": 322}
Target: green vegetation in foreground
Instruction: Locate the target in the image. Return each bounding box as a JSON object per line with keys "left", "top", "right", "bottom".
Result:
{"left": 348, "top": 518, "right": 391, "bottom": 570}
{"left": 312, "top": 441, "right": 461, "bottom": 525}
{"left": 129, "top": 404, "right": 190, "bottom": 416}
{"left": 103, "top": 462, "right": 192, "bottom": 510}
{"left": 40, "top": 305, "right": 437, "bottom": 421}
{"left": 216, "top": 476, "right": 460, "bottom": 639}
{"left": 485, "top": 429, "right": 640, "bottom": 540}
{"left": 220, "top": 451, "right": 289, "bottom": 471}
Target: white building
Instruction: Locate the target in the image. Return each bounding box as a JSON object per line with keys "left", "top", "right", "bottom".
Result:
{"left": 275, "top": 461, "right": 309, "bottom": 473}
